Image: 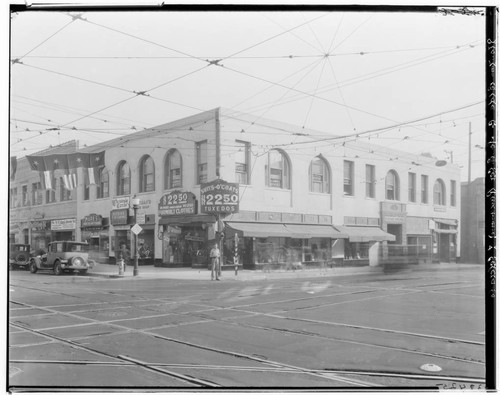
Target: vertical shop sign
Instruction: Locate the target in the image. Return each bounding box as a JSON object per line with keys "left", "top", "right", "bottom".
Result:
{"left": 200, "top": 179, "right": 239, "bottom": 214}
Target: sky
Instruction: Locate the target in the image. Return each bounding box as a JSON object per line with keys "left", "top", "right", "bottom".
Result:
{"left": 8, "top": 4, "right": 488, "bottom": 181}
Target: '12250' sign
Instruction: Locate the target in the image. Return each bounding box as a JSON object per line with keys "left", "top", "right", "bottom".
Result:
{"left": 200, "top": 179, "right": 239, "bottom": 214}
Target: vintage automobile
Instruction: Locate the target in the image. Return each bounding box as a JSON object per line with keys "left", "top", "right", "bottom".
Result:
{"left": 9, "top": 244, "right": 31, "bottom": 270}
{"left": 29, "top": 241, "right": 93, "bottom": 275}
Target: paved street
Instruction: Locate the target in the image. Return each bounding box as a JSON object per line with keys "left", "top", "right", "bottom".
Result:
{"left": 9, "top": 265, "right": 485, "bottom": 390}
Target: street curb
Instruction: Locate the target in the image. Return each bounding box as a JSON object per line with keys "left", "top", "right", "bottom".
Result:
{"left": 83, "top": 263, "right": 482, "bottom": 281}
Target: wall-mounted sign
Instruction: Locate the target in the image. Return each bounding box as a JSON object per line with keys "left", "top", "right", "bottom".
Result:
{"left": 200, "top": 179, "right": 239, "bottom": 214}
{"left": 159, "top": 191, "right": 197, "bottom": 216}
{"left": 110, "top": 209, "right": 129, "bottom": 225}
{"left": 111, "top": 197, "right": 130, "bottom": 210}
{"left": 51, "top": 218, "right": 76, "bottom": 231}
{"left": 82, "top": 213, "right": 103, "bottom": 228}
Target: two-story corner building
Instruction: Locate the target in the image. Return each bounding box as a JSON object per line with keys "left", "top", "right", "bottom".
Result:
{"left": 9, "top": 141, "right": 79, "bottom": 250}
{"left": 11, "top": 107, "right": 461, "bottom": 269}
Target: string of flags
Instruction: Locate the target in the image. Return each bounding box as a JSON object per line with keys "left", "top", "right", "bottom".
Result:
{"left": 26, "top": 152, "right": 105, "bottom": 191}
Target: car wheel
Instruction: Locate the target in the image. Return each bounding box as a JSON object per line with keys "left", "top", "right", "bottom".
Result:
{"left": 29, "top": 261, "right": 38, "bottom": 273}
{"left": 53, "top": 261, "right": 63, "bottom": 276}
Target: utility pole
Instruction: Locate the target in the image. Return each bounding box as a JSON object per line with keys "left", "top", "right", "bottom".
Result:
{"left": 468, "top": 122, "right": 472, "bottom": 185}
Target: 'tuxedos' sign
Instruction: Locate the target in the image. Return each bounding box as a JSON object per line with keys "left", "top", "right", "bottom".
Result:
{"left": 200, "top": 179, "right": 239, "bottom": 214}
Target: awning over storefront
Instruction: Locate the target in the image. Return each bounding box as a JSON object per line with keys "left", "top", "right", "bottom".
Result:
{"left": 434, "top": 228, "right": 458, "bottom": 234}
{"left": 284, "top": 224, "right": 347, "bottom": 239}
{"left": 335, "top": 226, "right": 396, "bottom": 242}
{"left": 226, "top": 222, "right": 292, "bottom": 238}
{"left": 159, "top": 215, "right": 216, "bottom": 225}
{"left": 226, "top": 222, "right": 348, "bottom": 239}
{"left": 434, "top": 218, "right": 458, "bottom": 226}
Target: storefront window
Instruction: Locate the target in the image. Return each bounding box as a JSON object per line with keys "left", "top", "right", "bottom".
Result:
{"left": 254, "top": 237, "right": 332, "bottom": 265}
{"left": 344, "top": 242, "right": 369, "bottom": 260}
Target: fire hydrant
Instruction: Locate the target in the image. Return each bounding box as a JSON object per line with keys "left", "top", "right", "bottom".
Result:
{"left": 117, "top": 258, "right": 125, "bottom": 276}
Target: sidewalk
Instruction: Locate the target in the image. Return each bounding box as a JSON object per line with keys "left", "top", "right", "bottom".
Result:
{"left": 85, "top": 261, "right": 482, "bottom": 281}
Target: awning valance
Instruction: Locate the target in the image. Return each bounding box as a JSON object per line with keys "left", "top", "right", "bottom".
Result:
{"left": 226, "top": 222, "right": 348, "bottom": 239}
{"left": 434, "top": 218, "right": 458, "bottom": 226}
{"left": 159, "top": 215, "right": 216, "bottom": 225}
{"left": 226, "top": 222, "right": 292, "bottom": 238}
{"left": 434, "top": 228, "right": 458, "bottom": 234}
{"left": 335, "top": 226, "right": 396, "bottom": 242}
{"left": 284, "top": 224, "right": 347, "bottom": 239}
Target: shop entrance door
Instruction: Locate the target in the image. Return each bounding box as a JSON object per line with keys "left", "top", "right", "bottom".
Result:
{"left": 439, "top": 233, "right": 451, "bottom": 262}
{"left": 387, "top": 224, "right": 402, "bottom": 244}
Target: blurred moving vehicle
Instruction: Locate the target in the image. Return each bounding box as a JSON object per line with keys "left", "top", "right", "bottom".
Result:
{"left": 9, "top": 244, "right": 31, "bottom": 270}
{"left": 29, "top": 241, "right": 94, "bottom": 275}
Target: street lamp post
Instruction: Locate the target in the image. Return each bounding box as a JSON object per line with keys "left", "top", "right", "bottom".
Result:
{"left": 131, "top": 195, "right": 141, "bottom": 277}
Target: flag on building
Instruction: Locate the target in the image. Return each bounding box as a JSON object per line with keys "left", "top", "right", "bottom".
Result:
{"left": 89, "top": 151, "right": 105, "bottom": 185}
{"left": 10, "top": 156, "right": 17, "bottom": 181}
{"left": 57, "top": 154, "right": 77, "bottom": 190}
{"left": 27, "top": 155, "right": 52, "bottom": 190}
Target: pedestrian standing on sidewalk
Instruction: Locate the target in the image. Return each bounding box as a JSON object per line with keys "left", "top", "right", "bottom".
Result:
{"left": 119, "top": 243, "right": 130, "bottom": 272}
{"left": 210, "top": 243, "right": 221, "bottom": 281}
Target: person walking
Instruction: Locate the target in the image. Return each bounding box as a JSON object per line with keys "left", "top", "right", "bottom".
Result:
{"left": 210, "top": 243, "right": 221, "bottom": 281}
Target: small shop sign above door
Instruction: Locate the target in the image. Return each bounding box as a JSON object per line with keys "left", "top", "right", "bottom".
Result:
{"left": 159, "top": 191, "right": 197, "bottom": 216}
{"left": 200, "top": 179, "right": 239, "bottom": 214}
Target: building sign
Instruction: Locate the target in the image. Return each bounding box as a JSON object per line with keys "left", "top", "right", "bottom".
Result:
{"left": 112, "top": 197, "right": 130, "bottom": 210}
{"left": 110, "top": 209, "right": 129, "bottom": 225}
{"left": 51, "top": 218, "right": 76, "bottom": 231}
{"left": 159, "top": 191, "right": 197, "bottom": 216}
{"left": 200, "top": 179, "right": 239, "bottom": 214}
{"left": 82, "top": 214, "right": 103, "bottom": 228}
{"left": 31, "top": 220, "right": 48, "bottom": 231}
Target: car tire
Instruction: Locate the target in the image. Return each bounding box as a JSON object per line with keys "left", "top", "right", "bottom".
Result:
{"left": 29, "top": 261, "right": 38, "bottom": 273}
{"left": 54, "top": 261, "right": 63, "bottom": 276}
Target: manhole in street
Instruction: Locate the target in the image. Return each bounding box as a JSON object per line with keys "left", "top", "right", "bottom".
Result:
{"left": 9, "top": 367, "right": 22, "bottom": 378}
{"left": 101, "top": 311, "right": 127, "bottom": 317}
{"left": 420, "top": 363, "right": 442, "bottom": 372}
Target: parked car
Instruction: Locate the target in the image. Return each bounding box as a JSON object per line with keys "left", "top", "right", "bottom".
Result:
{"left": 29, "top": 241, "right": 94, "bottom": 275}
{"left": 9, "top": 244, "right": 31, "bottom": 270}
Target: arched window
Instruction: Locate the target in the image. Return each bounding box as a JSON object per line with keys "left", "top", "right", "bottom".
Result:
{"left": 164, "top": 150, "right": 182, "bottom": 189}
{"left": 309, "top": 156, "right": 330, "bottom": 193}
{"left": 265, "top": 149, "right": 290, "bottom": 189}
{"left": 116, "top": 161, "right": 130, "bottom": 196}
{"left": 433, "top": 178, "right": 446, "bottom": 205}
{"left": 97, "top": 167, "right": 109, "bottom": 199}
{"left": 139, "top": 155, "right": 155, "bottom": 192}
{"left": 385, "top": 170, "right": 400, "bottom": 200}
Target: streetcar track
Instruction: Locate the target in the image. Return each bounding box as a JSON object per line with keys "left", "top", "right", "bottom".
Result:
{"left": 9, "top": 321, "right": 215, "bottom": 387}
{"left": 9, "top": 274, "right": 485, "bottom": 387}
{"left": 8, "top": 359, "right": 486, "bottom": 384}
{"left": 9, "top": 302, "right": 377, "bottom": 387}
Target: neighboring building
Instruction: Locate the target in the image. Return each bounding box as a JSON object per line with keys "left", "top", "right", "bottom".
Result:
{"left": 9, "top": 108, "right": 461, "bottom": 268}
{"left": 460, "top": 177, "right": 485, "bottom": 264}
{"left": 9, "top": 141, "right": 78, "bottom": 250}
